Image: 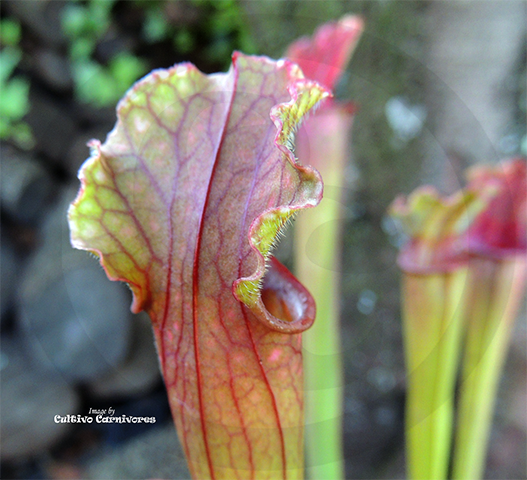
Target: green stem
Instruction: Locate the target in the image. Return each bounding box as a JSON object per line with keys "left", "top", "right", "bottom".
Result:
{"left": 293, "top": 105, "right": 353, "bottom": 480}
{"left": 295, "top": 189, "right": 345, "bottom": 480}
{"left": 452, "top": 257, "right": 526, "bottom": 480}
{"left": 402, "top": 269, "right": 468, "bottom": 480}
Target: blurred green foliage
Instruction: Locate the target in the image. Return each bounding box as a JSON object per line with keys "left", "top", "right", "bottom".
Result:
{"left": 0, "top": 18, "right": 34, "bottom": 149}
{"left": 61, "top": 0, "right": 148, "bottom": 108}
{"left": 0, "top": 1, "right": 257, "bottom": 145}
{"left": 138, "top": 0, "right": 256, "bottom": 67}
{"left": 61, "top": 0, "right": 255, "bottom": 108}
{"left": 71, "top": 53, "right": 147, "bottom": 108}
{"left": 0, "top": 18, "right": 21, "bottom": 46}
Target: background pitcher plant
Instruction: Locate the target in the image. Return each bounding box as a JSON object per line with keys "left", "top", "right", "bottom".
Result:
{"left": 389, "top": 179, "right": 496, "bottom": 480}
{"left": 452, "top": 158, "right": 527, "bottom": 480}
{"left": 390, "top": 157, "right": 526, "bottom": 480}
{"left": 286, "top": 15, "right": 364, "bottom": 480}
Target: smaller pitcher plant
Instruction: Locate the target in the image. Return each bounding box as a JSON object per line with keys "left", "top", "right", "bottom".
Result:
{"left": 390, "top": 185, "right": 492, "bottom": 480}
{"left": 452, "top": 159, "right": 526, "bottom": 480}
{"left": 390, "top": 157, "right": 526, "bottom": 480}
{"left": 286, "top": 14, "right": 364, "bottom": 480}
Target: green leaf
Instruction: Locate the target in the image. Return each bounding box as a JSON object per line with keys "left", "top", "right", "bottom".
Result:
{"left": 0, "top": 47, "right": 22, "bottom": 84}
{"left": 61, "top": 4, "right": 90, "bottom": 38}
{"left": 143, "top": 8, "right": 169, "bottom": 43}
{"left": 0, "top": 77, "right": 30, "bottom": 120}
{"left": 109, "top": 53, "right": 147, "bottom": 88}
{"left": 0, "top": 19, "right": 22, "bottom": 47}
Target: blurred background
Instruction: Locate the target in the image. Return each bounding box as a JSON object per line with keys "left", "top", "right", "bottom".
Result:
{"left": 0, "top": 1, "right": 525, "bottom": 479}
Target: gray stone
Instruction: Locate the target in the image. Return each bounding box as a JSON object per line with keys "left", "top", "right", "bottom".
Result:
{"left": 33, "top": 49, "right": 73, "bottom": 92}
{"left": 18, "top": 187, "right": 132, "bottom": 382}
{"left": 88, "top": 312, "right": 161, "bottom": 399}
{"left": 0, "top": 144, "right": 54, "bottom": 224}
{"left": 3, "top": 0, "right": 65, "bottom": 47}
{"left": 26, "top": 90, "right": 78, "bottom": 166}
{"left": 86, "top": 423, "right": 189, "bottom": 480}
{"left": 0, "top": 335, "right": 79, "bottom": 460}
{"left": 0, "top": 235, "right": 20, "bottom": 319}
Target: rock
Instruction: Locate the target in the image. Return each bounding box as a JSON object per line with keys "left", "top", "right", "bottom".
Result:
{"left": 0, "top": 334, "right": 79, "bottom": 460}
{"left": 32, "top": 48, "right": 73, "bottom": 93}
{"left": 0, "top": 235, "right": 21, "bottom": 322}
{"left": 24, "top": 186, "right": 78, "bottom": 251}
{"left": 343, "top": 392, "right": 405, "bottom": 478}
{"left": 26, "top": 89, "right": 78, "bottom": 167}
{"left": 3, "top": 0, "right": 65, "bottom": 47}
{"left": 70, "top": 103, "right": 116, "bottom": 126}
{"left": 90, "top": 390, "right": 172, "bottom": 446}
{"left": 85, "top": 423, "right": 189, "bottom": 480}
{"left": 0, "top": 144, "right": 55, "bottom": 224}
{"left": 88, "top": 313, "right": 161, "bottom": 399}
{"left": 18, "top": 187, "right": 132, "bottom": 382}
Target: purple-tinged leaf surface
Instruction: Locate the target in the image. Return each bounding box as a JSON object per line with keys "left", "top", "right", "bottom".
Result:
{"left": 68, "top": 53, "right": 328, "bottom": 479}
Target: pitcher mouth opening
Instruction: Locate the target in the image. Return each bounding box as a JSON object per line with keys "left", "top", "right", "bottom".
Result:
{"left": 256, "top": 255, "right": 316, "bottom": 334}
